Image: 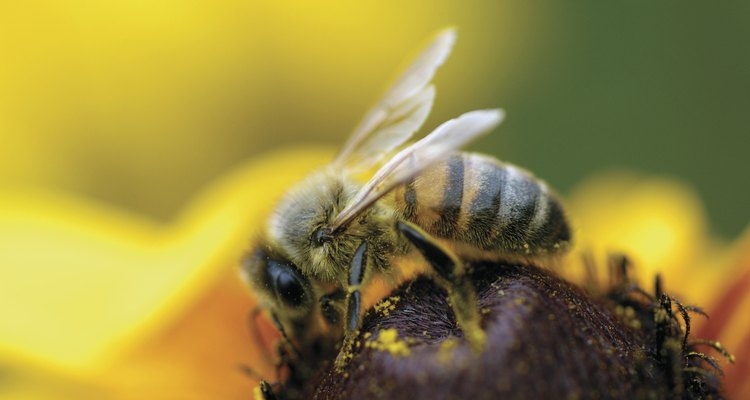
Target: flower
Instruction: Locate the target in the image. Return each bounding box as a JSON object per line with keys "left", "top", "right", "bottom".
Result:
{"left": 696, "top": 229, "right": 750, "bottom": 398}
{"left": 564, "top": 170, "right": 748, "bottom": 397}
{"left": 1, "top": 149, "right": 746, "bottom": 398}
{"left": 563, "top": 171, "right": 728, "bottom": 305}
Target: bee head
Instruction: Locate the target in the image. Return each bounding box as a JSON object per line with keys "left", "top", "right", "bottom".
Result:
{"left": 241, "top": 247, "right": 314, "bottom": 322}
{"left": 267, "top": 170, "right": 392, "bottom": 283}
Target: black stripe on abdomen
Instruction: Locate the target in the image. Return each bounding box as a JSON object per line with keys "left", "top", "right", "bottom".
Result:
{"left": 496, "top": 169, "right": 541, "bottom": 251}
{"left": 527, "top": 196, "right": 570, "bottom": 250}
{"left": 466, "top": 161, "right": 505, "bottom": 249}
{"left": 433, "top": 155, "right": 465, "bottom": 237}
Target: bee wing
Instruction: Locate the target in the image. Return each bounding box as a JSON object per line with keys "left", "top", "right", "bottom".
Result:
{"left": 330, "top": 109, "right": 505, "bottom": 231}
{"left": 333, "top": 28, "right": 456, "bottom": 172}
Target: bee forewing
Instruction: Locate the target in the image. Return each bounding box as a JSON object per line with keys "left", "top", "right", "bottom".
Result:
{"left": 334, "top": 28, "right": 457, "bottom": 172}
{"left": 331, "top": 109, "right": 505, "bottom": 231}
{"left": 342, "top": 86, "right": 435, "bottom": 173}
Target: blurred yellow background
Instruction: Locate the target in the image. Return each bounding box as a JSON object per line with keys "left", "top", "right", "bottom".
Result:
{"left": 1, "top": 1, "right": 749, "bottom": 398}
{"left": 0, "top": 0, "right": 532, "bottom": 226}
{"left": 2, "top": 1, "right": 747, "bottom": 236}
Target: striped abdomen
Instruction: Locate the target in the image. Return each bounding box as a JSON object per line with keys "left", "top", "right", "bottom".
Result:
{"left": 393, "top": 152, "right": 570, "bottom": 256}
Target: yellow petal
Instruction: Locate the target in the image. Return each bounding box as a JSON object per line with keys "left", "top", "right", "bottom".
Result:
{"left": 0, "top": 147, "right": 332, "bottom": 387}
{"left": 563, "top": 171, "right": 726, "bottom": 304}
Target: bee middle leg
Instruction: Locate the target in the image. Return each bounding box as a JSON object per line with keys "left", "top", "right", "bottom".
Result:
{"left": 257, "top": 379, "right": 278, "bottom": 400}
{"left": 344, "top": 241, "right": 367, "bottom": 335}
{"left": 331, "top": 242, "right": 368, "bottom": 371}
{"left": 271, "top": 312, "right": 301, "bottom": 359}
{"left": 396, "top": 221, "right": 487, "bottom": 352}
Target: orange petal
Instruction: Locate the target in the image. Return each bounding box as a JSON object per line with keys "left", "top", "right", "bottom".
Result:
{"left": 697, "top": 227, "right": 750, "bottom": 398}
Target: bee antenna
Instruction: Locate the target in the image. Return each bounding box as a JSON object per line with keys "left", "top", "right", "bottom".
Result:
{"left": 237, "top": 363, "right": 264, "bottom": 380}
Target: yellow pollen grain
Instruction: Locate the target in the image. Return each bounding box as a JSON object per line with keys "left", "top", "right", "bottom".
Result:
{"left": 334, "top": 333, "right": 360, "bottom": 371}
{"left": 365, "top": 328, "right": 411, "bottom": 357}
{"left": 654, "top": 308, "right": 669, "bottom": 323}
{"left": 615, "top": 306, "right": 642, "bottom": 329}
{"left": 374, "top": 295, "right": 401, "bottom": 317}
{"left": 437, "top": 337, "right": 459, "bottom": 364}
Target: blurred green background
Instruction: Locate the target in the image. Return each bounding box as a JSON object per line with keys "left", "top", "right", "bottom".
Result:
{"left": 1, "top": 1, "right": 747, "bottom": 238}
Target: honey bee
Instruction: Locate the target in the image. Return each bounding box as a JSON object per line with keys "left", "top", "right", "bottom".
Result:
{"left": 242, "top": 28, "right": 571, "bottom": 382}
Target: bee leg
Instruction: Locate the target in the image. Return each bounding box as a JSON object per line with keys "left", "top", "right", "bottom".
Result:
{"left": 271, "top": 312, "right": 301, "bottom": 359}
{"left": 320, "top": 289, "right": 346, "bottom": 326}
{"left": 332, "top": 242, "right": 368, "bottom": 371}
{"left": 396, "top": 221, "right": 487, "bottom": 352}
{"left": 246, "top": 307, "right": 278, "bottom": 371}
{"left": 273, "top": 342, "right": 290, "bottom": 381}
{"left": 258, "top": 379, "right": 278, "bottom": 400}
{"left": 344, "top": 241, "right": 368, "bottom": 335}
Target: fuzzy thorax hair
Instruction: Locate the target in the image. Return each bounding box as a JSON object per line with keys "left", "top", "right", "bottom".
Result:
{"left": 267, "top": 169, "right": 397, "bottom": 284}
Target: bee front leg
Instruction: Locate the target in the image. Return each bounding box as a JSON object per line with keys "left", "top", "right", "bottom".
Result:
{"left": 345, "top": 241, "right": 368, "bottom": 335}
{"left": 257, "top": 379, "right": 278, "bottom": 400}
{"left": 270, "top": 312, "right": 301, "bottom": 359}
{"left": 396, "top": 221, "right": 487, "bottom": 352}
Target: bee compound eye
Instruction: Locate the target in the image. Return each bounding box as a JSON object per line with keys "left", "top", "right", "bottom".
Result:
{"left": 274, "top": 269, "right": 307, "bottom": 307}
